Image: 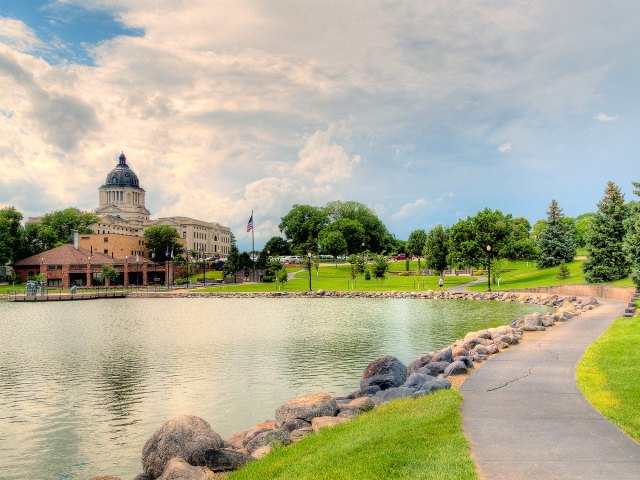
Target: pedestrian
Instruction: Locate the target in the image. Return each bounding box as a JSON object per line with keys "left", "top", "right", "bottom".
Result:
{"left": 438, "top": 276, "right": 444, "bottom": 289}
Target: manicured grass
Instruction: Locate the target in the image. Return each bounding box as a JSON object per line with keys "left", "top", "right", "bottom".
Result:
{"left": 576, "top": 314, "right": 640, "bottom": 442}
{"left": 228, "top": 390, "right": 478, "bottom": 480}
{"left": 200, "top": 265, "right": 471, "bottom": 293}
{"left": 186, "top": 270, "right": 223, "bottom": 282}
{"left": 465, "top": 260, "right": 634, "bottom": 292}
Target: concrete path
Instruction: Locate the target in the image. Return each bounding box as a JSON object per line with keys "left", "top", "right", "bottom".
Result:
{"left": 461, "top": 298, "right": 640, "bottom": 480}
{"left": 447, "top": 277, "right": 487, "bottom": 292}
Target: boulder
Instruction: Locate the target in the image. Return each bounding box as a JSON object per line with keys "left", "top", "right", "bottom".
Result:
{"left": 251, "top": 445, "right": 273, "bottom": 459}
{"left": 360, "top": 355, "right": 407, "bottom": 390}
{"left": 471, "top": 345, "right": 491, "bottom": 355}
{"left": 430, "top": 348, "right": 453, "bottom": 364}
{"left": 344, "top": 396, "right": 374, "bottom": 412}
{"left": 226, "top": 431, "right": 247, "bottom": 450}
{"left": 204, "top": 448, "right": 253, "bottom": 472}
{"left": 406, "top": 354, "right": 434, "bottom": 376}
{"left": 453, "top": 356, "right": 473, "bottom": 369}
{"left": 289, "top": 427, "right": 314, "bottom": 442}
{"left": 486, "top": 344, "right": 499, "bottom": 354}
{"left": 444, "top": 361, "right": 468, "bottom": 376}
{"left": 347, "top": 385, "right": 381, "bottom": 399}
{"left": 452, "top": 346, "right": 469, "bottom": 358}
{"left": 244, "top": 429, "right": 290, "bottom": 453}
{"left": 470, "top": 353, "right": 488, "bottom": 362}
{"left": 373, "top": 386, "right": 415, "bottom": 404}
{"left": 90, "top": 477, "right": 121, "bottom": 480}
{"left": 311, "top": 416, "right": 349, "bottom": 431}
{"left": 403, "top": 372, "right": 434, "bottom": 390}
{"left": 281, "top": 418, "right": 312, "bottom": 432}
{"left": 157, "top": 458, "right": 212, "bottom": 480}
{"left": 414, "top": 378, "right": 451, "bottom": 396}
{"left": 242, "top": 422, "right": 276, "bottom": 447}
{"left": 523, "top": 313, "right": 542, "bottom": 326}
{"left": 494, "top": 334, "right": 519, "bottom": 345}
{"left": 275, "top": 393, "right": 338, "bottom": 427}
{"left": 142, "top": 415, "right": 223, "bottom": 479}
{"left": 416, "top": 361, "right": 450, "bottom": 376}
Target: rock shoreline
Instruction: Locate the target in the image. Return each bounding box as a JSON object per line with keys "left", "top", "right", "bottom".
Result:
{"left": 87, "top": 292, "right": 599, "bottom": 479}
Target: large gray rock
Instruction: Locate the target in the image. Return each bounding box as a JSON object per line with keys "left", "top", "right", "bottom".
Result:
{"left": 156, "top": 458, "right": 212, "bottom": 480}
{"left": 290, "top": 427, "right": 313, "bottom": 442}
{"left": 244, "top": 428, "right": 290, "bottom": 453}
{"left": 275, "top": 393, "right": 338, "bottom": 428}
{"left": 444, "top": 360, "right": 468, "bottom": 376}
{"left": 523, "top": 312, "right": 542, "bottom": 326}
{"left": 281, "top": 418, "right": 312, "bottom": 432}
{"left": 430, "top": 348, "right": 453, "bottom": 364}
{"left": 204, "top": 448, "right": 253, "bottom": 472}
{"left": 406, "top": 354, "right": 434, "bottom": 376}
{"left": 453, "top": 356, "right": 473, "bottom": 369}
{"left": 416, "top": 361, "right": 450, "bottom": 376}
{"left": 373, "top": 386, "right": 415, "bottom": 404}
{"left": 360, "top": 355, "right": 407, "bottom": 390}
{"left": 142, "top": 415, "right": 223, "bottom": 479}
{"left": 403, "top": 372, "right": 434, "bottom": 390}
{"left": 347, "top": 385, "right": 381, "bottom": 399}
{"left": 414, "top": 378, "right": 451, "bottom": 396}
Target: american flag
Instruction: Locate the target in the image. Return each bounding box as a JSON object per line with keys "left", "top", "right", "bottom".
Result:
{"left": 247, "top": 213, "right": 253, "bottom": 232}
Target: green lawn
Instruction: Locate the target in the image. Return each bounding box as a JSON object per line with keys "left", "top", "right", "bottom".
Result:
{"left": 228, "top": 390, "right": 478, "bottom": 480}
{"left": 466, "top": 260, "right": 634, "bottom": 292}
{"left": 576, "top": 313, "right": 640, "bottom": 441}
{"left": 200, "top": 265, "right": 471, "bottom": 293}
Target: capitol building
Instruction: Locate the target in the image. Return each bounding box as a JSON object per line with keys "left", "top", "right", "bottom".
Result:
{"left": 93, "top": 152, "right": 231, "bottom": 257}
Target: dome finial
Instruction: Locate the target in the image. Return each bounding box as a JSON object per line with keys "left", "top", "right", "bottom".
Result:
{"left": 119, "top": 151, "right": 127, "bottom": 166}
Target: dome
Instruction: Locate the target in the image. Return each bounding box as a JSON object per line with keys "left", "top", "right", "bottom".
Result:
{"left": 102, "top": 152, "right": 143, "bottom": 189}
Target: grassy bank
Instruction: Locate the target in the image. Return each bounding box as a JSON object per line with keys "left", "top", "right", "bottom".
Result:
{"left": 576, "top": 312, "right": 640, "bottom": 442}
{"left": 200, "top": 265, "right": 471, "bottom": 293}
{"left": 228, "top": 389, "right": 477, "bottom": 480}
{"left": 465, "top": 260, "right": 634, "bottom": 292}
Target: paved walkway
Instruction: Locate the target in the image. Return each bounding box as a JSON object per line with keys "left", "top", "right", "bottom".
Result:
{"left": 447, "top": 276, "right": 487, "bottom": 292}
{"left": 461, "top": 298, "right": 640, "bottom": 480}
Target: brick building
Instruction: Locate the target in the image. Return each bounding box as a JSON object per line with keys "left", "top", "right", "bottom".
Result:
{"left": 12, "top": 243, "right": 175, "bottom": 289}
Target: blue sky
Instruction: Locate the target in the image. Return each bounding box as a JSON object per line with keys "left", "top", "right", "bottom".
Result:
{"left": 1, "top": 1, "right": 639, "bottom": 251}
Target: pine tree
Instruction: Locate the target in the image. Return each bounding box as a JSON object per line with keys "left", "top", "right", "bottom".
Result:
{"left": 583, "top": 182, "right": 629, "bottom": 282}
{"left": 536, "top": 199, "right": 577, "bottom": 269}
{"left": 556, "top": 261, "right": 570, "bottom": 280}
{"left": 623, "top": 181, "right": 640, "bottom": 288}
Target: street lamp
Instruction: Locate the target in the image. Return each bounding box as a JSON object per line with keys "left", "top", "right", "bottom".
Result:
{"left": 486, "top": 244, "right": 492, "bottom": 292}
{"left": 308, "top": 252, "right": 313, "bottom": 292}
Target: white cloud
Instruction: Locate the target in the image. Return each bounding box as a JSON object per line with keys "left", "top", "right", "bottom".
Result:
{"left": 294, "top": 122, "right": 361, "bottom": 184}
{"left": 0, "top": 18, "right": 40, "bottom": 52}
{"left": 498, "top": 143, "right": 512, "bottom": 153}
{"left": 593, "top": 112, "right": 620, "bottom": 122}
{"left": 391, "top": 198, "right": 430, "bottom": 222}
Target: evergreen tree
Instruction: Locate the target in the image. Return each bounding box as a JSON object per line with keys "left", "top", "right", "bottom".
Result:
{"left": 582, "top": 182, "right": 629, "bottom": 282}
{"left": 536, "top": 199, "right": 577, "bottom": 268}
{"left": 556, "top": 261, "right": 570, "bottom": 280}
{"left": 623, "top": 181, "right": 640, "bottom": 288}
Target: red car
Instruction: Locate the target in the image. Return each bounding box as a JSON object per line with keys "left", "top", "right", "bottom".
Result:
{"left": 394, "top": 253, "right": 407, "bottom": 260}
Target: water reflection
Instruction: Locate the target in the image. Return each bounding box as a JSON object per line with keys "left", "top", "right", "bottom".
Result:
{"left": 0, "top": 297, "right": 550, "bottom": 479}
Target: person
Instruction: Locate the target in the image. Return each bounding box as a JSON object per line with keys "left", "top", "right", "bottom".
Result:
{"left": 70, "top": 284, "right": 77, "bottom": 294}
{"left": 438, "top": 276, "right": 444, "bottom": 289}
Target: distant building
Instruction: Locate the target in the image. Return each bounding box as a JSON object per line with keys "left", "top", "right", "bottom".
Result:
{"left": 91, "top": 152, "right": 231, "bottom": 256}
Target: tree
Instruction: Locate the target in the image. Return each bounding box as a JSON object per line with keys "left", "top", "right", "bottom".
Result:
{"left": 536, "top": 199, "right": 577, "bottom": 269}
{"left": 370, "top": 254, "right": 390, "bottom": 282}
{"left": 583, "top": 182, "right": 629, "bottom": 282}
{"left": 573, "top": 213, "right": 594, "bottom": 249}
{"left": 557, "top": 261, "right": 570, "bottom": 280}
{"left": 319, "top": 230, "right": 348, "bottom": 266}
{"left": 406, "top": 229, "right": 427, "bottom": 269}
{"left": 0, "top": 207, "right": 25, "bottom": 264}
{"left": 223, "top": 234, "right": 240, "bottom": 278}
{"left": 623, "top": 181, "right": 640, "bottom": 287}
{"left": 101, "top": 264, "right": 118, "bottom": 285}
{"left": 423, "top": 225, "right": 449, "bottom": 275}
{"left": 279, "top": 204, "right": 329, "bottom": 253}
{"left": 144, "top": 225, "right": 182, "bottom": 261}
{"left": 262, "top": 236, "right": 291, "bottom": 256}
{"left": 40, "top": 208, "right": 99, "bottom": 244}
{"left": 320, "top": 218, "right": 365, "bottom": 254}
{"left": 447, "top": 208, "right": 513, "bottom": 269}
{"left": 324, "top": 200, "right": 394, "bottom": 253}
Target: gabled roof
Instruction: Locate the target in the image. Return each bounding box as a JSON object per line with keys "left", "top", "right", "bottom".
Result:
{"left": 12, "top": 244, "right": 152, "bottom": 266}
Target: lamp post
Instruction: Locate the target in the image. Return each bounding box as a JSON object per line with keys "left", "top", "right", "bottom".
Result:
{"left": 486, "top": 244, "right": 492, "bottom": 292}
{"left": 308, "top": 252, "right": 313, "bottom": 292}
{"left": 185, "top": 249, "right": 190, "bottom": 288}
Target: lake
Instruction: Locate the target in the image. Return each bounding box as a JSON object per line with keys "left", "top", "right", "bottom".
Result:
{"left": 0, "top": 297, "right": 551, "bottom": 479}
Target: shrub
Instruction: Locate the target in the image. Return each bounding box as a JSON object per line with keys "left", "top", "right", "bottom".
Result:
{"left": 556, "top": 261, "right": 570, "bottom": 280}
{"left": 262, "top": 275, "right": 275, "bottom": 283}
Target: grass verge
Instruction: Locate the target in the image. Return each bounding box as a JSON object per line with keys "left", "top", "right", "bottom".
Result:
{"left": 576, "top": 314, "right": 640, "bottom": 442}
{"left": 228, "top": 389, "right": 477, "bottom": 480}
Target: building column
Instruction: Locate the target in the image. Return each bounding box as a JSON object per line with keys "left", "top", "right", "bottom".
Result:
{"left": 86, "top": 264, "right": 92, "bottom": 287}
{"left": 142, "top": 262, "right": 148, "bottom": 286}
{"left": 124, "top": 262, "right": 129, "bottom": 287}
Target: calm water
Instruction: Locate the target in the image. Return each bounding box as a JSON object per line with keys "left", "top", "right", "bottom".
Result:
{"left": 0, "top": 297, "right": 550, "bottom": 479}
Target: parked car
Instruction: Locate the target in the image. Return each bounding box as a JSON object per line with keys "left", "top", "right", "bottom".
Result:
{"left": 393, "top": 253, "right": 407, "bottom": 261}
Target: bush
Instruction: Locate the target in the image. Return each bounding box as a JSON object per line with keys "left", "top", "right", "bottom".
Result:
{"left": 556, "top": 262, "right": 570, "bottom": 280}
{"left": 364, "top": 270, "right": 371, "bottom": 281}
{"left": 262, "top": 275, "right": 275, "bottom": 283}
{"left": 174, "top": 278, "right": 188, "bottom": 285}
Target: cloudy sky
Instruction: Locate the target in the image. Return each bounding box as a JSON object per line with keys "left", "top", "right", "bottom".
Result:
{"left": 1, "top": 1, "right": 638, "bottom": 250}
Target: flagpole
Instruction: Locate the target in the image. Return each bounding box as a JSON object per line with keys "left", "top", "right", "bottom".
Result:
{"left": 251, "top": 209, "right": 255, "bottom": 282}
